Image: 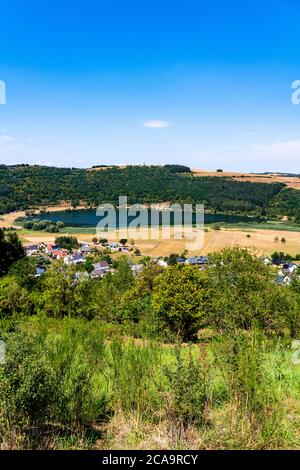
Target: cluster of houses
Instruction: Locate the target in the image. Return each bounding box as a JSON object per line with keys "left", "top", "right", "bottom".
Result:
{"left": 260, "top": 256, "right": 299, "bottom": 285}
{"left": 25, "top": 242, "right": 89, "bottom": 263}
{"left": 100, "top": 241, "right": 131, "bottom": 253}
{"left": 24, "top": 241, "right": 111, "bottom": 278}
{"left": 157, "top": 256, "right": 209, "bottom": 268}
{"left": 275, "top": 262, "right": 299, "bottom": 285}
{"left": 23, "top": 240, "right": 300, "bottom": 286}
{"left": 179, "top": 256, "right": 209, "bottom": 266}
{"left": 24, "top": 240, "right": 137, "bottom": 280}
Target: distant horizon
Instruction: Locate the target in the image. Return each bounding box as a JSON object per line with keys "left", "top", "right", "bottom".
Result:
{"left": 2, "top": 161, "right": 299, "bottom": 176}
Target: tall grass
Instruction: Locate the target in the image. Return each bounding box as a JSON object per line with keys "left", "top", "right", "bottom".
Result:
{"left": 1, "top": 317, "right": 300, "bottom": 449}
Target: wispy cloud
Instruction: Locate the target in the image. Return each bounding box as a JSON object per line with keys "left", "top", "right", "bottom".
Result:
{"left": 143, "top": 120, "right": 171, "bottom": 128}
{"left": 0, "top": 129, "right": 13, "bottom": 145}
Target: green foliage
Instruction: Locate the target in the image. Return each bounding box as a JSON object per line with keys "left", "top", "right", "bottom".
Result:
{"left": 111, "top": 256, "right": 134, "bottom": 292}
{"left": 0, "top": 317, "right": 299, "bottom": 450}
{"left": 2, "top": 241, "right": 300, "bottom": 448}
{"left": 214, "top": 329, "right": 266, "bottom": 410}
{"left": 108, "top": 340, "right": 162, "bottom": 419}
{"left": 167, "top": 253, "right": 179, "bottom": 265}
{"left": 84, "top": 259, "right": 94, "bottom": 273}
{"left": 212, "top": 329, "right": 288, "bottom": 446}
{"left": 164, "top": 347, "right": 209, "bottom": 427}
{"left": 39, "top": 264, "right": 74, "bottom": 317}
{"left": 271, "top": 251, "right": 293, "bottom": 262}
{"left": 0, "top": 276, "right": 33, "bottom": 318}
{"left": 23, "top": 219, "right": 63, "bottom": 232}
{"left": 0, "top": 228, "right": 25, "bottom": 276}
{"left": 0, "top": 323, "right": 108, "bottom": 449}
{"left": 54, "top": 236, "right": 79, "bottom": 251}
{"left": 0, "top": 164, "right": 291, "bottom": 217}
{"left": 207, "top": 247, "right": 299, "bottom": 332}
{"left": 152, "top": 265, "right": 210, "bottom": 340}
{"left": 164, "top": 164, "right": 191, "bottom": 173}
{"left": 0, "top": 331, "right": 58, "bottom": 448}
{"left": 8, "top": 257, "right": 38, "bottom": 289}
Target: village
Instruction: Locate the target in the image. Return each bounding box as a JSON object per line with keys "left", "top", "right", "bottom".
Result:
{"left": 23, "top": 237, "right": 300, "bottom": 287}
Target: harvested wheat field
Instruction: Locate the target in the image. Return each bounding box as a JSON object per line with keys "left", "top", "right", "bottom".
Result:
{"left": 19, "top": 226, "right": 300, "bottom": 258}
{"left": 192, "top": 169, "right": 300, "bottom": 189}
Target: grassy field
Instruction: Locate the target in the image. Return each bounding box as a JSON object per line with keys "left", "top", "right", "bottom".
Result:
{"left": 2, "top": 316, "right": 300, "bottom": 450}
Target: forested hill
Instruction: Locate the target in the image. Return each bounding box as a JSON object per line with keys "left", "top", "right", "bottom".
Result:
{"left": 0, "top": 164, "right": 299, "bottom": 218}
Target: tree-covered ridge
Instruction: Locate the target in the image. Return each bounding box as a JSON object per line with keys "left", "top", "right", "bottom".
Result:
{"left": 0, "top": 164, "right": 299, "bottom": 217}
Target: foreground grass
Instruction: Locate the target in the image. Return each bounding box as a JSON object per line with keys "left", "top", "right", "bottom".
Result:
{"left": 1, "top": 316, "right": 300, "bottom": 449}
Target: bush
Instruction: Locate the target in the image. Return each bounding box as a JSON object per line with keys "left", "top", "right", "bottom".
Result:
{"left": 0, "top": 323, "right": 109, "bottom": 449}
{"left": 207, "top": 247, "right": 297, "bottom": 332}
{"left": 0, "top": 331, "right": 58, "bottom": 448}
{"left": 164, "top": 347, "right": 209, "bottom": 427}
{"left": 0, "top": 277, "right": 33, "bottom": 318}
{"left": 152, "top": 265, "right": 210, "bottom": 341}
{"left": 55, "top": 236, "right": 79, "bottom": 251}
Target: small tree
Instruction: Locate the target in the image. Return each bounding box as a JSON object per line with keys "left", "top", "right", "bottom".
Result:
{"left": 168, "top": 253, "right": 179, "bottom": 265}
{"left": 152, "top": 265, "right": 210, "bottom": 340}
{"left": 71, "top": 198, "right": 79, "bottom": 209}
{"left": 55, "top": 236, "right": 78, "bottom": 251}
{"left": 84, "top": 259, "right": 94, "bottom": 274}
{"left": 119, "top": 238, "right": 128, "bottom": 246}
{"left": 0, "top": 229, "right": 25, "bottom": 276}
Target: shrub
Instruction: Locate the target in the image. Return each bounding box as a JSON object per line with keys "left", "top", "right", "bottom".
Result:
{"left": 152, "top": 265, "right": 211, "bottom": 341}
{"left": 0, "top": 331, "right": 58, "bottom": 448}
{"left": 164, "top": 347, "right": 209, "bottom": 428}
{"left": 55, "top": 236, "right": 79, "bottom": 251}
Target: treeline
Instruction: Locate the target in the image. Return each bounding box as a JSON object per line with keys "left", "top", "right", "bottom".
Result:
{"left": 1, "top": 164, "right": 298, "bottom": 218}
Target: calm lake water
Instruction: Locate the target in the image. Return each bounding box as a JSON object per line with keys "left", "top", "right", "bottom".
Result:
{"left": 32, "top": 209, "right": 262, "bottom": 228}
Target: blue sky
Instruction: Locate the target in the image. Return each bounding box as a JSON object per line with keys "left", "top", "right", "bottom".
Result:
{"left": 0, "top": 0, "right": 300, "bottom": 172}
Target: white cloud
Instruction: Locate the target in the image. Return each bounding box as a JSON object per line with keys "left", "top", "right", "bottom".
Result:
{"left": 0, "top": 129, "right": 13, "bottom": 145}
{"left": 143, "top": 120, "right": 171, "bottom": 128}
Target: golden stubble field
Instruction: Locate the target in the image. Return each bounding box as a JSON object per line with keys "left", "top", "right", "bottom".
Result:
{"left": 192, "top": 169, "right": 300, "bottom": 190}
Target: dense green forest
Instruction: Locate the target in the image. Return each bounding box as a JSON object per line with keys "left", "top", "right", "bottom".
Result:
{"left": 2, "top": 229, "right": 300, "bottom": 449}
{"left": 1, "top": 164, "right": 299, "bottom": 218}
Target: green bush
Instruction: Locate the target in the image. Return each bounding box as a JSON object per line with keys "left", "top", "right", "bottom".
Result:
{"left": 0, "top": 323, "right": 109, "bottom": 449}
{"left": 164, "top": 347, "right": 210, "bottom": 428}
{"left": 0, "top": 331, "right": 58, "bottom": 448}
{"left": 152, "top": 265, "right": 211, "bottom": 340}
